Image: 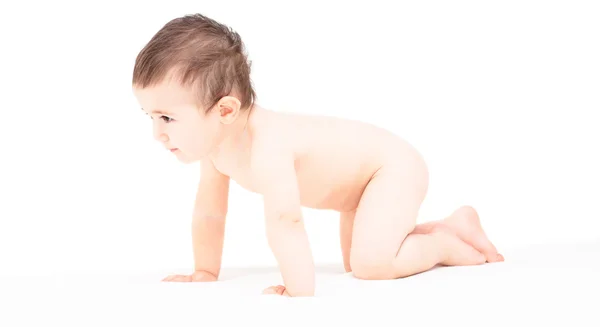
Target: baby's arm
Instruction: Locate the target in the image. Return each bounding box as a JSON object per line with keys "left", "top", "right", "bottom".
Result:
{"left": 253, "top": 148, "right": 315, "bottom": 297}
{"left": 190, "top": 157, "right": 230, "bottom": 279}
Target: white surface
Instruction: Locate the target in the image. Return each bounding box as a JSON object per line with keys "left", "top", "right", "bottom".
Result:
{"left": 2, "top": 240, "right": 599, "bottom": 326}
{"left": 1, "top": 1, "right": 599, "bottom": 326}
{"left": 1, "top": 0, "right": 598, "bottom": 274}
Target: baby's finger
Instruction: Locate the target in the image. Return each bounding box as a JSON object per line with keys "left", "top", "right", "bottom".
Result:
{"left": 262, "top": 286, "right": 277, "bottom": 295}
{"left": 162, "top": 275, "right": 175, "bottom": 282}
{"left": 274, "top": 285, "right": 286, "bottom": 295}
{"left": 171, "top": 275, "right": 192, "bottom": 282}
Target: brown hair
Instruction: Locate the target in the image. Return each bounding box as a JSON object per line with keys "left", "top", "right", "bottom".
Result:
{"left": 132, "top": 13, "right": 256, "bottom": 113}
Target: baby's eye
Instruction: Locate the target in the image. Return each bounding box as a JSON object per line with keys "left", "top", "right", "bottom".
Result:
{"left": 160, "top": 116, "right": 173, "bottom": 123}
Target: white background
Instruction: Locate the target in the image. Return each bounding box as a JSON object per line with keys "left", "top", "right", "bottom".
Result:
{"left": 1, "top": 1, "right": 598, "bottom": 277}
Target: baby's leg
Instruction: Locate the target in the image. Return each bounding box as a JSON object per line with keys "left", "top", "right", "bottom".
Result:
{"left": 339, "top": 209, "right": 355, "bottom": 273}
{"left": 349, "top": 166, "right": 485, "bottom": 280}
{"left": 413, "top": 206, "right": 504, "bottom": 262}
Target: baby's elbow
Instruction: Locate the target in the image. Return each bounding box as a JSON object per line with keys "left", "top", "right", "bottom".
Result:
{"left": 266, "top": 210, "right": 304, "bottom": 231}
{"left": 267, "top": 212, "right": 302, "bottom": 226}
{"left": 277, "top": 211, "right": 302, "bottom": 223}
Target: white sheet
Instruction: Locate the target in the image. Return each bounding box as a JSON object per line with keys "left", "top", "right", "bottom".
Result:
{"left": 2, "top": 240, "right": 598, "bottom": 326}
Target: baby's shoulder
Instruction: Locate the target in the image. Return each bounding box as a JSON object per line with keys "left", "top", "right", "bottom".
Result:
{"left": 250, "top": 110, "right": 300, "bottom": 149}
{"left": 247, "top": 112, "right": 300, "bottom": 172}
{"left": 249, "top": 126, "right": 291, "bottom": 165}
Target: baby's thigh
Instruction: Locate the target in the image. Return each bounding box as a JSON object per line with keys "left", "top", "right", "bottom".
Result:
{"left": 349, "top": 164, "right": 428, "bottom": 265}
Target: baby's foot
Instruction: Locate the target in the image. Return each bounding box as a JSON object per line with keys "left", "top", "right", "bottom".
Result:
{"left": 430, "top": 224, "right": 486, "bottom": 266}
{"left": 442, "top": 206, "right": 504, "bottom": 263}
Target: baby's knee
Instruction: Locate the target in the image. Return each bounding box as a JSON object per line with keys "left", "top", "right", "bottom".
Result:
{"left": 350, "top": 252, "right": 396, "bottom": 280}
{"left": 351, "top": 243, "right": 423, "bottom": 280}
{"left": 351, "top": 256, "right": 420, "bottom": 280}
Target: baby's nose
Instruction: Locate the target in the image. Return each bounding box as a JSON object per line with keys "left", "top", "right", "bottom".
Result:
{"left": 157, "top": 134, "right": 169, "bottom": 143}
{"left": 152, "top": 124, "right": 169, "bottom": 142}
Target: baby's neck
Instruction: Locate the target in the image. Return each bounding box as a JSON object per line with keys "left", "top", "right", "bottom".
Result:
{"left": 210, "top": 105, "right": 259, "bottom": 161}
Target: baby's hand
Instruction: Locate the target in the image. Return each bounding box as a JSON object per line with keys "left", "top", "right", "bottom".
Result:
{"left": 262, "top": 285, "right": 290, "bottom": 296}
{"left": 162, "top": 270, "right": 217, "bottom": 282}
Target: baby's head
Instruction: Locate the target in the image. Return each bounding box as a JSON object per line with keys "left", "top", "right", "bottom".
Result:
{"left": 132, "top": 13, "right": 256, "bottom": 163}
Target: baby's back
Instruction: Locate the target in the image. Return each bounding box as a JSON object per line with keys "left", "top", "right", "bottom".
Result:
{"left": 262, "top": 109, "right": 422, "bottom": 212}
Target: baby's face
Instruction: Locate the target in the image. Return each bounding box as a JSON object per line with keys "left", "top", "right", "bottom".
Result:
{"left": 133, "top": 80, "right": 223, "bottom": 163}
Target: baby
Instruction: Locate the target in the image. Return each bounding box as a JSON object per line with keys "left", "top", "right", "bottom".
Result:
{"left": 132, "top": 14, "right": 504, "bottom": 297}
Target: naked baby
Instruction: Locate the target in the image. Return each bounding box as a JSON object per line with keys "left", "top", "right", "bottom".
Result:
{"left": 132, "top": 14, "right": 504, "bottom": 297}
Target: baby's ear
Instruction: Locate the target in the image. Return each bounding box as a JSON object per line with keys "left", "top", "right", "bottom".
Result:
{"left": 217, "top": 96, "right": 242, "bottom": 124}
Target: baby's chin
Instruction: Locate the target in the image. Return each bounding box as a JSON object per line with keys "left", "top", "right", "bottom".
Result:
{"left": 173, "top": 150, "right": 202, "bottom": 164}
{"left": 177, "top": 157, "right": 197, "bottom": 164}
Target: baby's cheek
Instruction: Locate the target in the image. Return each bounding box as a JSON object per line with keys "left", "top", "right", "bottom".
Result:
{"left": 186, "top": 135, "right": 213, "bottom": 159}
{"left": 200, "top": 131, "right": 219, "bottom": 150}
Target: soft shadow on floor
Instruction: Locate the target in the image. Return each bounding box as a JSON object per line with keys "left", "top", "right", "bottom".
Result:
{"left": 218, "top": 263, "right": 347, "bottom": 280}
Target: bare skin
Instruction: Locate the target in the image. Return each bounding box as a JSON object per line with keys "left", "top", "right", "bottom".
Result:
{"left": 264, "top": 206, "right": 504, "bottom": 295}
{"left": 339, "top": 205, "right": 504, "bottom": 274}
{"left": 133, "top": 78, "right": 504, "bottom": 297}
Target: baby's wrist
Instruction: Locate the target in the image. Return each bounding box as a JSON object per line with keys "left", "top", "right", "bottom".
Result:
{"left": 192, "top": 269, "right": 218, "bottom": 280}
